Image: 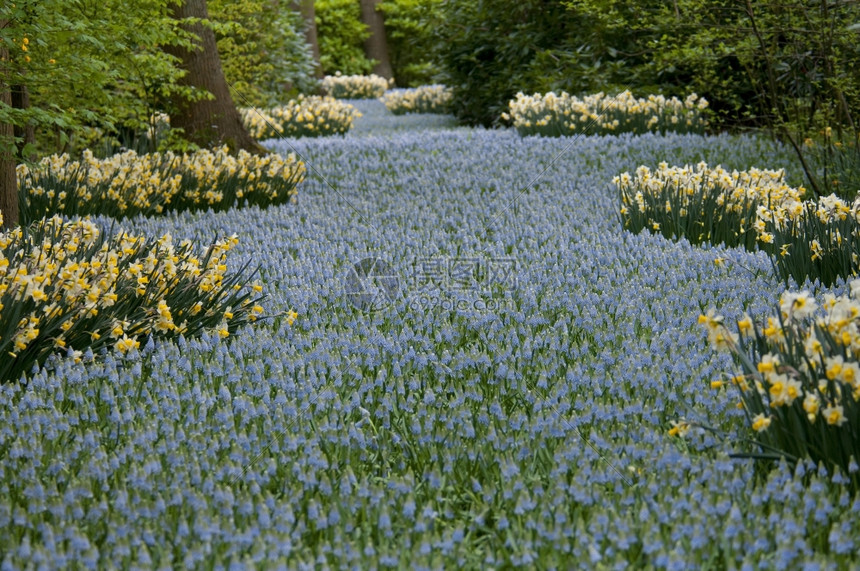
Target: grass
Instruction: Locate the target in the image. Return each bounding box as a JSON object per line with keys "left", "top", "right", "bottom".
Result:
{"left": 1, "top": 100, "right": 858, "bottom": 567}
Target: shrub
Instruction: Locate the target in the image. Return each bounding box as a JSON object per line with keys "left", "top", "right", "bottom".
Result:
{"left": 322, "top": 73, "right": 391, "bottom": 99}
{"left": 505, "top": 91, "right": 709, "bottom": 137}
{"left": 377, "top": 0, "right": 445, "bottom": 86}
{"left": 380, "top": 85, "right": 452, "bottom": 115}
{"left": 436, "top": 0, "right": 575, "bottom": 127}
{"left": 17, "top": 147, "right": 304, "bottom": 223}
{"left": 315, "top": 0, "right": 375, "bottom": 76}
{"left": 699, "top": 284, "right": 860, "bottom": 490}
{"left": 0, "top": 212, "right": 265, "bottom": 383}
{"left": 241, "top": 96, "right": 361, "bottom": 139}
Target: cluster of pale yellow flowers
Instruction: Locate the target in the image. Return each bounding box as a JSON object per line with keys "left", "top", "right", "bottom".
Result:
{"left": 614, "top": 162, "right": 804, "bottom": 237}
{"left": 322, "top": 72, "right": 392, "bottom": 99}
{"left": 0, "top": 213, "right": 263, "bottom": 364}
{"left": 503, "top": 90, "right": 709, "bottom": 135}
{"left": 241, "top": 96, "right": 361, "bottom": 139}
{"left": 699, "top": 282, "right": 860, "bottom": 433}
{"left": 380, "top": 86, "right": 453, "bottom": 115}
{"left": 754, "top": 191, "right": 860, "bottom": 256}
{"left": 17, "top": 146, "right": 304, "bottom": 215}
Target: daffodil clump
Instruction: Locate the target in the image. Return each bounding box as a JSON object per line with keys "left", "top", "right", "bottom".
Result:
{"left": 18, "top": 146, "right": 304, "bottom": 222}
{"left": 0, "top": 210, "right": 265, "bottom": 383}
{"left": 615, "top": 161, "right": 860, "bottom": 286}
{"left": 698, "top": 284, "right": 860, "bottom": 489}
{"left": 755, "top": 192, "right": 860, "bottom": 287}
{"left": 380, "top": 85, "right": 453, "bottom": 115}
{"left": 321, "top": 72, "right": 391, "bottom": 99}
{"left": 614, "top": 162, "right": 801, "bottom": 250}
{"left": 241, "top": 96, "right": 361, "bottom": 139}
{"left": 504, "top": 90, "right": 709, "bottom": 137}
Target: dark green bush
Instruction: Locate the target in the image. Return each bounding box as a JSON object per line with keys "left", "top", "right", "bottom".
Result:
{"left": 378, "top": 0, "right": 444, "bottom": 86}
{"left": 435, "top": 0, "right": 575, "bottom": 127}
{"left": 315, "top": 0, "right": 375, "bottom": 76}
{"left": 435, "top": 0, "right": 860, "bottom": 171}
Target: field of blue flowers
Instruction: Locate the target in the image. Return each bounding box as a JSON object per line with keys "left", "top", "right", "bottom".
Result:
{"left": 2, "top": 101, "right": 858, "bottom": 568}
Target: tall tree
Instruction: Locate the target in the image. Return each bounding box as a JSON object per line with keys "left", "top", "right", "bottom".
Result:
{"left": 163, "top": 0, "right": 265, "bottom": 153}
{"left": 293, "top": 0, "right": 323, "bottom": 79}
{"left": 10, "top": 85, "right": 34, "bottom": 160}
{"left": 0, "top": 18, "right": 17, "bottom": 229}
{"left": 359, "top": 0, "right": 393, "bottom": 79}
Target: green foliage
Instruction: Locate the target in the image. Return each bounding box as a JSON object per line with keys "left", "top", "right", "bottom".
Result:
{"left": 377, "top": 0, "right": 444, "bottom": 86}
{"left": 0, "top": 216, "right": 263, "bottom": 383}
{"left": 436, "top": 0, "right": 575, "bottom": 127}
{"left": 434, "top": 0, "right": 860, "bottom": 172}
{"left": 208, "top": 0, "right": 318, "bottom": 107}
{"left": 1, "top": 0, "right": 319, "bottom": 162}
{"left": 315, "top": 0, "right": 375, "bottom": 76}
{"left": 565, "top": 0, "right": 860, "bottom": 195}
{"left": 0, "top": 0, "right": 194, "bottom": 159}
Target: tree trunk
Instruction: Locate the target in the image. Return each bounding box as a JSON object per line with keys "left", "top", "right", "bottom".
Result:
{"left": 292, "top": 0, "right": 322, "bottom": 79}
{"left": 163, "top": 0, "right": 266, "bottom": 153}
{"left": 0, "top": 20, "right": 19, "bottom": 230}
{"left": 11, "top": 85, "right": 35, "bottom": 161}
{"left": 359, "top": 0, "right": 394, "bottom": 80}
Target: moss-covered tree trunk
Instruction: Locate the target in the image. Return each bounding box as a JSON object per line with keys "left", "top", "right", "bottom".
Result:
{"left": 359, "top": 0, "right": 393, "bottom": 80}
{"left": 11, "top": 85, "right": 34, "bottom": 160}
{"left": 0, "top": 20, "right": 19, "bottom": 230}
{"left": 293, "top": 0, "right": 322, "bottom": 79}
{"left": 164, "top": 0, "right": 266, "bottom": 153}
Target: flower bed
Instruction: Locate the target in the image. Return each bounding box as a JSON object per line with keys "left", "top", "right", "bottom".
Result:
{"left": 241, "top": 96, "right": 361, "bottom": 139}
{"left": 699, "top": 282, "right": 860, "bottom": 489}
{"left": 615, "top": 161, "right": 860, "bottom": 286}
{"left": 18, "top": 146, "right": 304, "bottom": 222}
{"left": 505, "top": 90, "right": 709, "bottom": 137}
{"left": 614, "top": 162, "right": 801, "bottom": 249}
{"left": 0, "top": 211, "right": 265, "bottom": 382}
{"left": 380, "top": 85, "right": 453, "bottom": 115}
{"left": 322, "top": 72, "right": 391, "bottom": 99}
{"left": 1, "top": 127, "right": 857, "bottom": 568}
